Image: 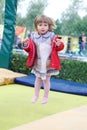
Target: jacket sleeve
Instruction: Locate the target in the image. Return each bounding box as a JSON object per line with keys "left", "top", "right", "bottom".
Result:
{"left": 56, "top": 42, "right": 64, "bottom": 51}
{"left": 22, "top": 39, "right": 30, "bottom": 53}
{"left": 52, "top": 35, "right": 64, "bottom": 52}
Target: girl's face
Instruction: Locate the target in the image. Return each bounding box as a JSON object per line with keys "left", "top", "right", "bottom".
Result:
{"left": 37, "top": 22, "right": 49, "bottom": 35}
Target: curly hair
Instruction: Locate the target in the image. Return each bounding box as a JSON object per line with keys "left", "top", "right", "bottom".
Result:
{"left": 34, "top": 15, "right": 56, "bottom": 31}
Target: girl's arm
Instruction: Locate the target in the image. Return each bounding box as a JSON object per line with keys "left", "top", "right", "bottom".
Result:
{"left": 56, "top": 42, "right": 64, "bottom": 51}
{"left": 22, "top": 39, "right": 30, "bottom": 52}
{"left": 55, "top": 39, "right": 64, "bottom": 51}
{"left": 53, "top": 36, "right": 64, "bottom": 51}
{"left": 22, "top": 32, "right": 35, "bottom": 52}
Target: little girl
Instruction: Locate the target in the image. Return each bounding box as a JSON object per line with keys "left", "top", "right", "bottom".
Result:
{"left": 23, "top": 15, "right": 64, "bottom": 104}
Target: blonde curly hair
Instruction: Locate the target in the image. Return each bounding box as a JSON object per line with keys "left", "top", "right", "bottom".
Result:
{"left": 34, "top": 15, "right": 56, "bottom": 31}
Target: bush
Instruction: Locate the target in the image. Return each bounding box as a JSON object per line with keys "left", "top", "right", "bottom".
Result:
{"left": 10, "top": 53, "right": 31, "bottom": 75}
{"left": 55, "top": 60, "right": 87, "bottom": 83}
{"left": 11, "top": 53, "right": 87, "bottom": 83}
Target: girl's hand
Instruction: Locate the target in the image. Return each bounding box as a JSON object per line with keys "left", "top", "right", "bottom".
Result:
{"left": 55, "top": 38, "right": 62, "bottom": 46}
{"left": 23, "top": 39, "right": 29, "bottom": 47}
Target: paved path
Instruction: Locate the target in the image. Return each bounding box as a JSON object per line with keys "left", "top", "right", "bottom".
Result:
{"left": 10, "top": 105, "right": 87, "bottom": 130}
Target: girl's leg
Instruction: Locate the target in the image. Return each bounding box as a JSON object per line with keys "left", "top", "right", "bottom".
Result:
{"left": 32, "top": 77, "right": 42, "bottom": 103}
{"left": 42, "top": 76, "right": 51, "bottom": 104}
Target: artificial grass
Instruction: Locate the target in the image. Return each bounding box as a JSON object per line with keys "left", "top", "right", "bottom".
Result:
{"left": 0, "top": 84, "right": 87, "bottom": 130}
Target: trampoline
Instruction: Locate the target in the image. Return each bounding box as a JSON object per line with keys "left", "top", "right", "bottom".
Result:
{"left": 14, "top": 74, "right": 87, "bottom": 96}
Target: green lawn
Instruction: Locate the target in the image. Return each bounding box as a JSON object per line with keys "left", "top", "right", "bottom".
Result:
{"left": 0, "top": 84, "right": 87, "bottom": 130}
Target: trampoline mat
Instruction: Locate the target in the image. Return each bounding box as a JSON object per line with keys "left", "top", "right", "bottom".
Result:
{"left": 14, "top": 74, "right": 87, "bottom": 96}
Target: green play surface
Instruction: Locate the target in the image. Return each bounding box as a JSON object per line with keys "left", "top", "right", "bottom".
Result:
{"left": 0, "top": 84, "right": 87, "bottom": 130}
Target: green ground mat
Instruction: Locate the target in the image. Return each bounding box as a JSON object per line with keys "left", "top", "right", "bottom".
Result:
{"left": 0, "top": 84, "right": 87, "bottom": 130}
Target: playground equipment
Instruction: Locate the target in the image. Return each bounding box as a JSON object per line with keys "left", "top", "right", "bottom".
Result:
{"left": 0, "top": 0, "right": 17, "bottom": 68}
{"left": 14, "top": 74, "right": 87, "bottom": 96}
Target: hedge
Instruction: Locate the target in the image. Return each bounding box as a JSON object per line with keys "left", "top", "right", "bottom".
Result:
{"left": 10, "top": 53, "right": 87, "bottom": 83}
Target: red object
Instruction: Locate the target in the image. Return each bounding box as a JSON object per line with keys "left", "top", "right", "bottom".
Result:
{"left": 23, "top": 36, "right": 64, "bottom": 69}
{"left": 50, "top": 36, "right": 64, "bottom": 70}
{"left": 24, "top": 38, "right": 37, "bottom": 68}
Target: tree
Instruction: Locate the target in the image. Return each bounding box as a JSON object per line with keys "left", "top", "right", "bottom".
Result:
{"left": 59, "top": 0, "right": 87, "bottom": 36}
{"left": 0, "top": 0, "right": 5, "bottom": 24}
{"left": 76, "top": 15, "right": 87, "bottom": 36}
{"left": 16, "top": 0, "right": 48, "bottom": 31}
{"left": 54, "top": 19, "right": 62, "bottom": 35}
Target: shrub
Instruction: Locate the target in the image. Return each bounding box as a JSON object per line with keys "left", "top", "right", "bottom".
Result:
{"left": 11, "top": 53, "right": 87, "bottom": 83}
{"left": 10, "top": 53, "right": 31, "bottom": 75}
{"left": 55, "top": 60, "right": 87, "bottom": 83}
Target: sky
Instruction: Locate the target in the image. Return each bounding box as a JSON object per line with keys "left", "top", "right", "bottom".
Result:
{"left": 44, "top": 0, "right": 71, "bottom": 20}
{"left": 17, "top": 0, "right": 87, "bottom": 20}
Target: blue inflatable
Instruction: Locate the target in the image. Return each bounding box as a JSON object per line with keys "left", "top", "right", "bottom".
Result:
{"left": 14, "top": 74, "right": 87, "bottom": 96}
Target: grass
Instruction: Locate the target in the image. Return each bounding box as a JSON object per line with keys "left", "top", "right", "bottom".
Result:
{"left": 0, "top": 84, "right": 87, "bottom": 130}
